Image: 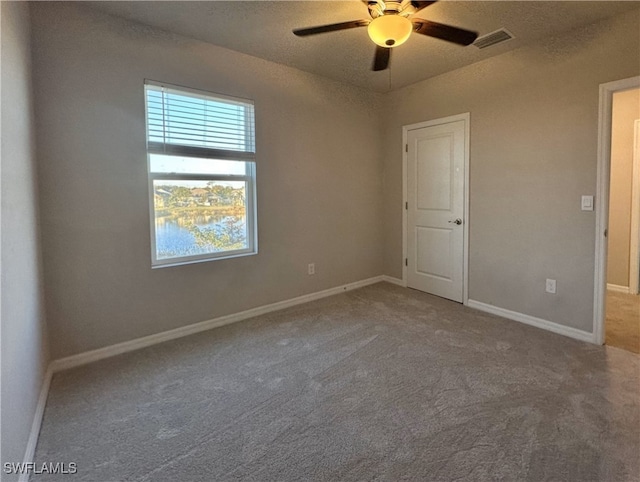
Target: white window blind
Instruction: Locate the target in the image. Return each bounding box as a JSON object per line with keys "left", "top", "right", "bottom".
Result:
{"left": 145, "top": 81, "right": 255, "bottom": 161}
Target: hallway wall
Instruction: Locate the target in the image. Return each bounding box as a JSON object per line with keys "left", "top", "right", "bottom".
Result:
{"left": 607, "top": 88, "right": 640, "bottom": 288}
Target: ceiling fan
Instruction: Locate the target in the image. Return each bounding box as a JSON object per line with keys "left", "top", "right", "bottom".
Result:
{"left": 293, "top": 0, "right": 478, "bottom": 71}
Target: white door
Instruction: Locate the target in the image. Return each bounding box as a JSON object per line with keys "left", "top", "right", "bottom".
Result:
{"left": 407, "top": 119, "right": 466, "bottom": 302}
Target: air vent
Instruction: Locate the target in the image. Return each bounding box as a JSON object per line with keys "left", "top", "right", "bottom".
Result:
{"left": 473, "top": 28, "right": 514, "bottom": 49}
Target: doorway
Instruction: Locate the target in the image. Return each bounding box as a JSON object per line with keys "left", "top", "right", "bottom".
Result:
{"left": 594, "top": 77, "right": 640, "bottom": 352}
{"left": 605, "top": 88, "right": 640, "bottom": 353}
{"left": 402, "top": 113, "right": 470, "bottom": 303}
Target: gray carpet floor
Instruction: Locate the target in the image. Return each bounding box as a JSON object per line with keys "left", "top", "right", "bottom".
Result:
{"left": 33, "top": 282, "right": 640, "bottom": 481}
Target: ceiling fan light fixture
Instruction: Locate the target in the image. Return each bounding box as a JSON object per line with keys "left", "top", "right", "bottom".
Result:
{"left": 367, "top": 15, "right": 412, "bottom": 48}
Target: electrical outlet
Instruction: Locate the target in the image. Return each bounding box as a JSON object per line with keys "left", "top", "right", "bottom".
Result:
{"left": 308, "top": 263, "right": 315, "bottom": 275}
{"left": 545, "top": 279, "right": 556, "bottom": 294}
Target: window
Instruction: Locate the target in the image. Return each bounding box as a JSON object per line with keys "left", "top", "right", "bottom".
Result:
{"left": 145, "top": 81, "right": 257, "bottom": 267}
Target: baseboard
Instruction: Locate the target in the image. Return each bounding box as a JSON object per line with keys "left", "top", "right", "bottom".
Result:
{"left": 466, "top": 299, "right": 596, "bottom": 344}
{"left": 19, "top": 365, "right": 54, "bottom": 482}
{"left": 51, "top": 276, "right": 389, "bottom": 372}
{"left": 381, "top": 275, "right": 406, "bottom": 287}
{"left": 607, "top": 283, "right": 630, "bottom": 294}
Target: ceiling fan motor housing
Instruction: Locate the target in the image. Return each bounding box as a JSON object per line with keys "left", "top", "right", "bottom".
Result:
{"left": 368, "top": 0, "right": 419, "bottom": 19}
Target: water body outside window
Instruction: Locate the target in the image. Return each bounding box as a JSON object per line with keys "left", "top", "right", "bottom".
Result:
{"left": 153, "top": 179, "right": 248, "bottom": 260}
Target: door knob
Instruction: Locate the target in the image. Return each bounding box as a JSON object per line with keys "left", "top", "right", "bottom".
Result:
{"left": 448, "top": 218, "right": 462, "bottom": 225}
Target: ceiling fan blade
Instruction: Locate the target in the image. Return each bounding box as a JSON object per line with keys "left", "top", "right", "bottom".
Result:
{"left": 413, "top": 20, "right": 478, "bottom": 46}
{"left": 293, "top": 20, "right": 369, "bottom": 37}
{"left": 408, "top": 1, "right": 438, "bottom": 13}
{"left": 372, "top": 45, "right": 391, "bottom": 71}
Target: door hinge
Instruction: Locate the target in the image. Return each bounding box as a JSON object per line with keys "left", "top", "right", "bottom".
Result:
{"left": 405, "top": 144, "right": 408, "bottom": 153}
{"left": 405, "top": 258, "right": 408, "bottom": 266}
{"left": 604, "top": 229, "right": 608, "bottom": 238}
{"left": 405, "top": 202, "right": 408, "bottom": 210}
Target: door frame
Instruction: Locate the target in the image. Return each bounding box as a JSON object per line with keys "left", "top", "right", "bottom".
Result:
{"left": 402, "top": 112, "right": 470, "bottom": 304}
{"left": 593, "top": 76, "right": 640, "bottom": 345}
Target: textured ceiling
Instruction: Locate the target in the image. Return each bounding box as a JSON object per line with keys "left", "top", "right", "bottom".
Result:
{"left": 84, "top": 1, "right": 640, "bottom": 92}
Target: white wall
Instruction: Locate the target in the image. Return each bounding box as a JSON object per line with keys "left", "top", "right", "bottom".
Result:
{"left": 382, "top": 10, "right": 640, "bottom": 332}
{"left": 30, "top": 3, "right": 385, "bottom": 359}
{"left": 1, "top": 1, "right": 50, "bottom": 476}
{"left": 607, "top": 88, "right": 640, "bottom": 288}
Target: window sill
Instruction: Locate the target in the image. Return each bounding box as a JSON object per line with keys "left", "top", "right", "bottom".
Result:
{"left": 151, "top": 249, "right": 258, "bottom": 269}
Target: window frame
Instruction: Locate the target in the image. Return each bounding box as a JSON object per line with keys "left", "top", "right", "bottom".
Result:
{"left": 144, "top": 80, "right": 258, "bottom": 268}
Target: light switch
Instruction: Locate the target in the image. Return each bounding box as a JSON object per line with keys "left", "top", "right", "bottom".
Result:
{"left": 581, "top": 195, "right": 594, "bottom": 211}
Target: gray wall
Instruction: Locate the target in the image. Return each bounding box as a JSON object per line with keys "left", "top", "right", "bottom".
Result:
{"left": 30, "top": 3, "right": 384, "bottom": 359}
{"left": 1, "top": 1, "right": 49, "bottom": 476}
{"left": 607, "top": 88, "right": 640, "bottom": 288}
{"left": 23, "top": 3, "right": 640, "bottom": 365}
{"left": 382, "top": 10, "right": 640, "bottom": 332}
